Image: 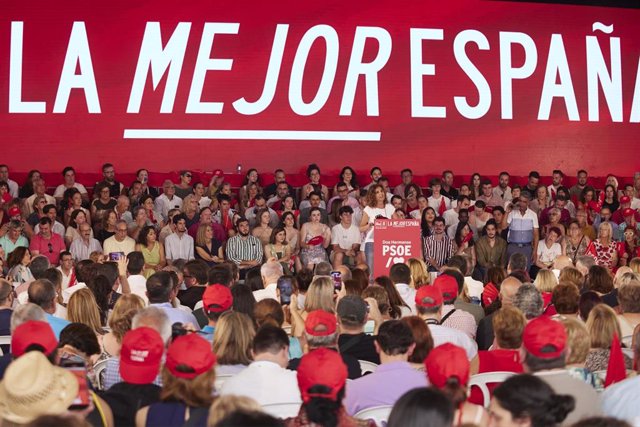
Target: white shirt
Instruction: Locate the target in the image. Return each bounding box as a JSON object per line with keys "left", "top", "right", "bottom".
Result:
{"left": 7, "top": 179, "right": 18, "bottom": 198}
{"left": 363, "top": 205, "right": 395, "bottom": 243}
{"left": 220, "top": 360, "right": 302, "bottom": 418}
{"left": 428, "top": 323, "right": 478, "bottom": 360}
{"left": 442, "top": 208, "right": 459, "bottom": 227}
{"left": 69, "top": 238, "right": 103, "bottom": 261}
{"left": 602, "top": 375, "right": 640, "bottom": 426}
{"left": 164, "top": 232, "right": 194, "bottom": 261}
{"left": 57, "top": 267, "right": 74, "bottom": 290}
{"left": 25, "top": 194, "right": 56, "bottom": 215}
{"left": 631, "top": 198, "right": 640, "bottom": 210}
{"left": 464, "top": 277, "right": 484, "bottom": 300}
{"left": 35, "top": 221, "right": 65, "bottom": 239}
{"left": 103, "top": 236, "right": 136, "bottom": 256}
{"left": 537, "top": 242, "right": 562, "bottom": 265}
{"left": 154, "top": 194, "right": 183, "bottom": 222}
{"left": 395, "top": 283, "right": 416, "bottom": 314}
{"left": 54, "top": 183, "right": 88, "bottom": 198}
{"left": 331, "top": 223, "right": 361, "bottom": 250}
{"left": 127, "top": 274, "right": 148, "bottom": 304}
{"left": 253, "top": 283, "right": 278, "bottom": 303}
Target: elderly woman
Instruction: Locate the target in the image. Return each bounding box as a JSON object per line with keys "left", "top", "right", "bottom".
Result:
{"left": 586, "top": 222, "right": 618, "bottom": 271}
{"left": 542, "top": 207, "right": 566, "bottom": 239}
{"left": 564, "top": 219, "right": 591, "bottom": 264}
{"left": 529, "top": 185, "right": 550, "bottom": 215}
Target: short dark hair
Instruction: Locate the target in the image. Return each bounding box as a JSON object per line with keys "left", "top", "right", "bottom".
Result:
{"left": 62, "top": 166, "right": 75, "bottom": 177}
{"left": 389, "top": 263, "right": 411, "bottom": 285}
{"left": 39, "top": 217, "right": 52, "bottom": 227}
{"left": 528, "top": 171, "right": 540, "bottom": 179}
{"left": 508, "top": 253, "right": 528, "bottom": 272}
{"left": 446, "top": 255, "right": 468, "bottom": 276}
{"left": 30, "top": 256, "right": 51, "bottom": 279}
{"left": 235, "top": 217, "right": 249, "bottom": 229}
{"left": 172, "top": 213, "right": 187, "bottom": 225}
{"left": 184, "top": 260, "right": 208, "bottom": 285}
{"left": 102, "top": 163, "right": 113, "bottom": 171}
{"left": 552, "top": 169, "right": 564, "bottom": 177}
{"left": 577, "top": 169, "right": 588, "bottom": 176}
{"left": 376, "top": 320, "right": 415, "bottom": 356}
{"left": 208, "top": 264, "right": 234, "bottom": 286}
{"left": 146, "top": 271, "right": 173, "bottom": 303}
{"left": 524, "top": 351, "right": 566, "bottom": 371}
{"left": 126, "top": 252, "right": 145, "bottom": 275}
{"left": 338, "top": 205, "right": 354, "bottom": 215}
{"left": 27, "top": 279, "right": 56, "bottom": 309}
{"left": 252, "top": 325, "right": 289, "bottom": 355}
{"left": 59, "top": 323, "right": 101, "bottom": 356}
{"left": 400, "top": 168, "right": 412, "bottom": 176}
{"left": 433, "top": 216, "right": 445, "bottom": 226}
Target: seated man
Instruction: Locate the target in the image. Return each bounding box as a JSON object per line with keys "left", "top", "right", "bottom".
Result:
{"left": 225, "top": 218, "right": 263, "bottom": 279}
{"left": 27, "top": 279, "right": 70, "bottom": 338}
{"left": 330, "top": 206, "right": 365, "bottom": 268}
{"left": 245, "top": 194, "right": 279, "bottom": 228}
{"left": 220, "top": 325, "right": 302, "bottom": 418}
{"left": 69, "top": 223, "right": 103, "bottom": 262}
{"left": 344, "top": 320, "right": 428, "bottom": 415}
{"left": 326, "top": 181, "right": 360, "bottom": 214}
{"left": 176, "top": 260, "right": 209, "bottom": 309}
{"left": 253, "top": 261, "right": 283, "bottom": 302}
{"left": 29, "top": 217, "right": 66, "bottom": 266}
{"left": 337, "top": 296, "right": 380, "bottom": 364}
{"left": 154, "top": 180, "right": 183, "bottom": 223}
{"left": 146, "top": 271, "right": 199, "bottom": 329}
{"left": 299, "top": 192, "right": 329, "bottom": 226}
{"left": 103, "top": 220, "right": 136, "bottom": 256}
{"left": 164, "top": 214, "right": 194, "bottom": 263}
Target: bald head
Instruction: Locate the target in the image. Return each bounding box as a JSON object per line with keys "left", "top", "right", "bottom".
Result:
{"left": 27, "top": 279, "right": 57, "bottom": 314}
{"left": 500, "top": 277, "right": 523, "bottom": 306}
{"left": 553, "top": 255, "right": 573, "bottom": 271}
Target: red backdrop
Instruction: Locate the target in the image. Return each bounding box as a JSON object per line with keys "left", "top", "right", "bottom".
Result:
{"left": 2, "top": 0, "right": 640, "bottom": 177}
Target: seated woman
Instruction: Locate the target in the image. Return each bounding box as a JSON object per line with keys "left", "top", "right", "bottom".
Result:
{"left": 454, "top": 221, "right": 476, "bottom": 268}
{"left": 300, "top": 163, "right": 329, "bottom": 203}
{"left": 136, "top": 226, "right": 167, "bottom": 278}
{"left": 6, "top": 247, "right": 34, "bottom": 285}
{"left": 136, "top": 334, "right": 216, "bottom": 427}
{"left": 403, "top": 183, "right": 422, "bottom": 216}
{"left": 534, "top": 226, "right": 563, "bottom": 277}
{"left": 425, "top": 343, "right": 488, "bottom": 425}
{"left": 91, "top": 182, "right": 117, "bottom": 228}
{"left": 334, "top": 166, "right": 360, "bottom": 197}
{"left": 251, "top": 208, "right": 273, "bottom": 247}
{"left": 586, "top": 222, "right": 618, "bottom": 271}
{"left": 96, "top": 210, "right": 117, "bottom": 244}
{"left": 264, "top": 226, "right": 292, "bottom": 274}
{"left": 277, "top": 195, "right": 300, "bottom": 222}
{"left": 618, "top": 228, "right": 640, "bottom": 267}
{"left": 564, "top": 219, "right": 591, "bottom": 264}
{"left": 281, "top": 212, "right": 301, "bottom": 271}
{"left": 284, "top": 348, "right": 375, "bottom": 427}
{"left": 139, "top": 195, "right": 164, "bottom": 230}
{"left": 239, "top": 182, "right": 259, "bottom": 215}
{"left": 238, "top": 169, "right": 262, "bottom": 213}
{"left": 491, "top": 375, "right": 574, "bottom": 427}
{"left": 542, "top": 208, "right": 566, "bottom": 239}
{"left": 529, "top": 185, "right": 550, "bottom": 215}
{"left": 602, "top": 184, "right": 619, "bottom": 213}
{"left": 181, "top": 194, "right": 201, "bottom": 230}
{"left": 195, "top": 223, "right": 223, "bottom": 267}
{"left": 299, "top": 207, "right": 331, "bottom": 270}
{"left": 63, "top": 187, "right": 91, "bottom": 227}
{"left": 102, "top": 294, "right": 145, "bottom": 358}
{"left": 533, "top": 269, "right": 559, "bottom": 312}
{"left": 584, "top": 304, "right": 633, "bottom": 372}
{"left": 213, "top": 311, "right": 255, "bottom": 376}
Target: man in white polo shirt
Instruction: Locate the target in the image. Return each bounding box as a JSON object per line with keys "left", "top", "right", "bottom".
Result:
{"left": 103, "top": 220, "right": 136, "bottom": 256}
{"left": 330, "top": 206, "right": 364, "bottom": 268}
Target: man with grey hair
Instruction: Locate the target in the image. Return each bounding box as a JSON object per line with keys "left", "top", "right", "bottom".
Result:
{"left": 154, "top": 180, "right": 183, "bottom": 222}
{"left": 69, "top": 223, "right": 103, "bottom": 261}
{"left": 288, "top": 310, "right": 361, "bottom": 379}
{"left": 313, "top": 261, "right": 333, "bottom": 277}
{"left": 27, "top": 279, "right": 70, "bottom": 338}
{"left": 103, "top": 306, "right": 171, "bottom": 390}
{"left": 576, "top": 255, "right": 596, "bottom": 277}
{"left": 103, "top": 219, "right": 136, "bottom": 256}
{"left": 505, "top": 191, "right": 539, "bottom": 270}
{"left": 514, "top": 284, "right": 544, "bottom": 320}
{"left": 476, "top": 276, "right": 523, "bottom": 350}
{"left": 253, "top": 261, "right": 283, "bottom": 302}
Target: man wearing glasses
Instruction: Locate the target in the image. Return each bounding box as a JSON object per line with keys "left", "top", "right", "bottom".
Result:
{"left": 29, "top": 218, "right": 65, "bottom": 265}
{"left": 0, "top": 221, "right": 29, "bottom": 256}
{"left": 103, "top": 220, "right": 136, "bottom": 256}
{"left": 174, "top": 170, "right": 193, "bottom": 200}
{"left": 154, "top": 180, "right": 183, "bottom": 223}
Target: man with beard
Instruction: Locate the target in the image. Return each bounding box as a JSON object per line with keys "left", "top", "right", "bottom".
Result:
{"left": 475, "top": 219, "right": 508, "bottom": 274}
{"left": 492, "top": 171, "right": 512, "bottom": 202}
{"left": 225, "top": 217, "right": 263, "bottom": 279}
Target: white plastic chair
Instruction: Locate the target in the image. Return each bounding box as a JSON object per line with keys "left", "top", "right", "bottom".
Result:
{"left": 92, "top": 358, "right": 112, "bottom": 391}
{"left": 359, "top": 360, "right": 379, "bottom": 374}
{"left": 0, "top": 335, "right": 11, "bottom": 356}
{"left": 622, "top": 348, "right": 634, "bottom": 359}
{"left": 193, "top": 300, "right": 204, "bottom": 311}
{"left": 468, "top": 371, "right": 514, "bottom": 407}
{"left": 621, "top": 335, "right": 633, "bottom": 348}
{"left": 261, "top": 402, "right": 301, "bottom": 418}
{"left": 354, "top": 405, "right": 393, "bottom": 426}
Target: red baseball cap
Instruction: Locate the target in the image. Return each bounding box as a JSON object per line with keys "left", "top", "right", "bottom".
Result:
{"left": 523, "top": 317, "right": 566, "bottom": 359}
{"left": 620, "top": 196, "right": 631, "bottom": 204}
{"left": 11, "top": 321, "right": 57, "bottom": 357}
{"left": 212, "top": 169, "right": 224, "bottom": 177}
{"left": 165, "top": 334, "right": 216, "bottom": 379}
{"left": 305, "top": 310, "right": 337, "bottom": 336}
{"left": 119, "top": 327, "right": 164, "bottom": 384}
{"left": 297, "top": 348, "right": 347, "bottom": 403}
{"left": 425, "top": 343, "right": 470, "bottom": 388}
{"left": 8, "top": 206, "right": 21, "bottom": 217}
{"left": 623, "top": 208, "right": 635, "bottom": 218}
{"left": 434, "top": 275, "right": 458, "bottom": 302}
{"left": 202, "top": 284, "right": 233, "bottom": 313}
{"left": 415, "top": 285, "right": 443, "bottom": 308}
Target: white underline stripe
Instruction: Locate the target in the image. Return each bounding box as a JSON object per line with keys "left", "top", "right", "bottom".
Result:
{"left": 123, "top": 129, "right": 381, "bottom": 141}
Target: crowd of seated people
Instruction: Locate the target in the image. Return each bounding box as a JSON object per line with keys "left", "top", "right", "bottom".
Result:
{"left": 0, "top": 162, "right": 639, "bottom": 426}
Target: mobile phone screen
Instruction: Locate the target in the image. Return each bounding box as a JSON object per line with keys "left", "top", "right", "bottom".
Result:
{"left": 109, "top": 251, "right": 125, "bottom": 261}
{"left": 278, "top": 278, "right": 293, "bottom": 305}
{"left": 60, "top": 360, "right": 91, "bottom": 410}
{"left": 330, "top": 271, "right": 342, "bottom": 291}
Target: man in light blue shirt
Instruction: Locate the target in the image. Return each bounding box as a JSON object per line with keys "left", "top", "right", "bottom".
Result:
{"left": 344, "top": 320, "right": 428, "bottom": 415}
{"left": 0, "top": 221, "right": 29, "bottom": 256}
{"left": 146, "top": 271, "right": 199, "bottom": 330}
{"left": 27, "top": 279, "right": 70, "bottom": 339}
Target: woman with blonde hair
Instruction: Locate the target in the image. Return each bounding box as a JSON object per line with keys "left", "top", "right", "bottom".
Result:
{"left": 534, "top": 268, "right": 558, "bottom": 311}
{"left": 407, "top": 258, "right": 430, "bottom": 289}
{"left": 68, "top": 288, "right": 105, "bottom": 338}
{"left": 561, "top": 318, "right": 602, "bottom": 389}
{"left": 585, "top": 304, "right": 632, "bottom": 372}
{"left": 586, "top": 222, "right": 619, "bottom": 271}
{"left": 194, "top": 223, "right": 223, "bottom": 267}
{"left": 207, "top": 395, "right": 262, "bottom": 427}
{"left": 212, "top": 311, "right": 255, "bottom": 376}
{"left": 102, "top": 294, "right": 145, "bottom": 357}
{"left": 290, "top": 276, "right": 335, "bottom": 336}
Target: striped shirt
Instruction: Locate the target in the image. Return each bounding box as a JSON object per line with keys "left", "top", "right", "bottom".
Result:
{"left": 226, "top": 235, "right": 264, "bottom": 265}
{"left": 422, "top": 234, "right": 454, "bottom": 268}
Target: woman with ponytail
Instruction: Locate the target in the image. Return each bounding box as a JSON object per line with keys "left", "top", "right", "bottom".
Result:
{"left": 425, "top": 343, "right": 488, "bottom": 426}
{"left": 285, "top": 348, "right": 375, "bottom": 427}
{"left": 490, "top": 374, "right": 574, "bottom": 427}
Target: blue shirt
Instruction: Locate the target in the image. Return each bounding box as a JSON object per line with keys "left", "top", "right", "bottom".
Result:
{"left": 149, "top": 303, "right": 200, "bottom": 330}
{"left": 46, "top": 313, "right": 71, "bottom": 339}
{"left": 201, "top": 325, "right": 215, "bottom": 342}
{"left": 602, "top": 375, "right": 640, "bottom": 425}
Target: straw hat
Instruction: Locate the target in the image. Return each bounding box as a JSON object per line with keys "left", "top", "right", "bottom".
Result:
{"left": 0, "top": 352, "right": 78, "bottom": 424}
